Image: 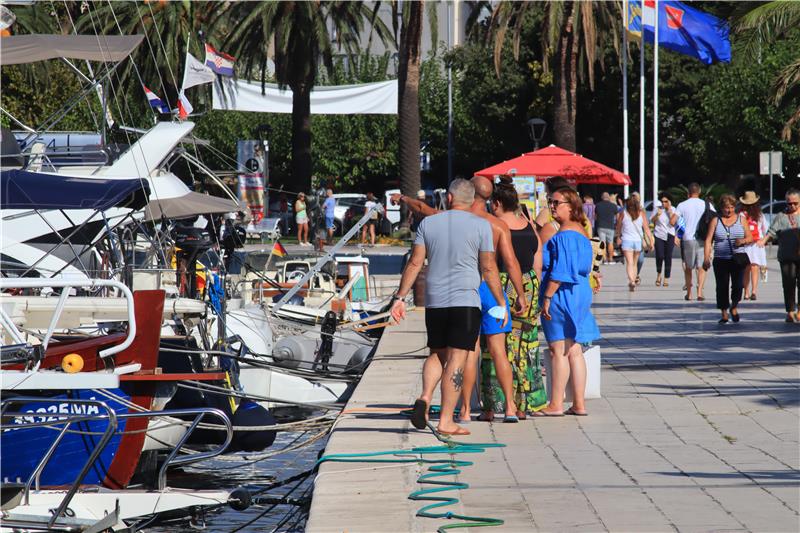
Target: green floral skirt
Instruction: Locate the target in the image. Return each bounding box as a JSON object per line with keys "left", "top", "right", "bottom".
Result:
{"left": 480, "top": 269, "right": 547, "bottom": 414}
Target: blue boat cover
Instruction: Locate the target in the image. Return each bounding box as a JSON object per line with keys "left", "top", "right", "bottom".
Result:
{"left": 1, "top": 169, "right": 150, "bottom": 210}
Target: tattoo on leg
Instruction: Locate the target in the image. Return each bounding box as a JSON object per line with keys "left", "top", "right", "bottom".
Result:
{"left": 451, "top": 367, "right": 464, "bottom": 391}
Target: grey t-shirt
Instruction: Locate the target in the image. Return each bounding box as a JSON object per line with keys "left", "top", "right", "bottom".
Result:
{"left": 414, "top": 210, "right": 494, "bottom": 308}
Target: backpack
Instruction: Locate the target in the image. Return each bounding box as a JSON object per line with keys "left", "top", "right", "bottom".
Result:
{"left": 694, "top": 200, "right": 714, "bottom": 241}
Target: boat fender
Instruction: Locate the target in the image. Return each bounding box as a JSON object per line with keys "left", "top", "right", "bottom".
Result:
{"left": 314, "top": 311, "right": 337, "bottom": 372}
{"left": 230, "top": 400, "right": 276, "bottom": 452}
{"left": 228, "top": 487, "right": 252, "bottom": 511}
{"left": 346, "top": 346, "right": 372, "bottom": 373}
{"left": 272, "top": 337, "right": 306, "bottom": 368}
{"left": 61, "top": 353, "right": 84, "bottom": 373}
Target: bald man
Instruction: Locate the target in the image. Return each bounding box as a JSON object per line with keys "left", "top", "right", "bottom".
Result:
{"left": 399, "top": 176, "right": 527, "bottom": 423}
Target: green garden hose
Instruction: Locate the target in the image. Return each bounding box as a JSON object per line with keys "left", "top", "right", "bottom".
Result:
{"left": 315, "top": 409, "right": 506, "bottom": 532}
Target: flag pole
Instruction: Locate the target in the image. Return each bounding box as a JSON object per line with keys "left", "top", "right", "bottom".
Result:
{"left": 639, "top": 17, "right": 645, "bottom": 204}
{"left": 623, "top": 1, "right": 630, "bottom": 199}
{"left": 652, "top": 0, "right": 659, "bottom": 208}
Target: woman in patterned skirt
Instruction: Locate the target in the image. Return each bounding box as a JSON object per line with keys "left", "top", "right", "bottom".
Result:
{"left": 480, "top": 178, "right": 547, "bottom": 419}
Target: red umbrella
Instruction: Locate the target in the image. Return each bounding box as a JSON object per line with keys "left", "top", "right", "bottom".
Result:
{"left": 475, "top": 145, "right": 631, "bottom": 186}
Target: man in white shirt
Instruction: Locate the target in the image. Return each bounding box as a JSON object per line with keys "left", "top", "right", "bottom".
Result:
{"left": 671, "top": 182, "right": 712, "bottom": 301}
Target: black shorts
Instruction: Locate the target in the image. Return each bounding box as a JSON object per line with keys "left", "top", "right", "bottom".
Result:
{"left": 366, "top": 219, "right": 378, "bottom": 227}
{"left": 425, "top": 307, "right": 481, "bottom": 351}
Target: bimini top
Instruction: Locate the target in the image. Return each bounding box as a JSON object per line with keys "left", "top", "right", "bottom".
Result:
{"left": 0, "top": 34, "right": 143, "bottom": 65}
{"left": 1, "top": 170, "right": 150, "bottom": 211}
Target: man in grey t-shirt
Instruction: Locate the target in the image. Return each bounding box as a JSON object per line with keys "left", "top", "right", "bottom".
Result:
{"left": 391, "top": 179, "right": 506, "bottom": 436}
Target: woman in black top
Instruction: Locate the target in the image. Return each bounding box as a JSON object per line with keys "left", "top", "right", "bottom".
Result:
{"left": 479, "top": 179, "right": 546, "bottom": 420}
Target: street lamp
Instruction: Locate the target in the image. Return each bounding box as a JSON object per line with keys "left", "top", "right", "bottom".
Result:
{"left": 527, "top": 118, "right": 547, "bottom": 150}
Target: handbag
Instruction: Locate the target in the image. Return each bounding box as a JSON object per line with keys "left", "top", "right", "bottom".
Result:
{"left": 721, "top": 217, "right": 750, "bottom": 267}
{"left": 637, "top": 213, "right": 653, "bottom": 252}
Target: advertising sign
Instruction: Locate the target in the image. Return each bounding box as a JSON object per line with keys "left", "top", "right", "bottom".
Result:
{"left": 237, "top": 140, "right": 268, "bottom": 222}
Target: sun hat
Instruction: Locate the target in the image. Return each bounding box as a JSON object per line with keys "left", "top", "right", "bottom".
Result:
{"left": 739, "top": 191, "right": 760, "bottom": 205}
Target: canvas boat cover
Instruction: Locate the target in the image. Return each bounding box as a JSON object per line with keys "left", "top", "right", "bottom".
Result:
{"left": 144, "top": 191, "right": 239, "bottom": 221}
{"left": 0, "top": 34, "right": 143, "bottom": 65}
{"left": 1, "top": 169, "right": 150, "bottom": 210}
{"left": 213, "top": 79, "right": 397, "bottom": 114}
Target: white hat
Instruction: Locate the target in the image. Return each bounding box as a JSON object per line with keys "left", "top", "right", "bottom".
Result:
{"left": 416, "top": 190, "right": 426, "bottom": 199}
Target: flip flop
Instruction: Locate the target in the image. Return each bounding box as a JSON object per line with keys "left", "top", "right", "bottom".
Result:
{"left": 477, "top": 412, "right": 494, "bottom": 422}
{"left": 410, "top": 399, "right": 428, "bottom": 430}
{"left": 531, "top": 410, "right": 564, "bottom": 417}
{"left": 437, "top": 426, "right": 471, "bottom": 436}
{"left": 564, "top": 407, "right": 588, "bottom": 416}
{"left": 503, "top": 415, "right": 519, "bottom": 423}
{"left": 697, "top": 296, "right": 706, "bottom": 301}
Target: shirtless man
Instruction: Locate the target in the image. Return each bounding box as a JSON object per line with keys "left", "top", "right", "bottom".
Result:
{"left": 396, "top": 176, "right": 527, "bottom": 423}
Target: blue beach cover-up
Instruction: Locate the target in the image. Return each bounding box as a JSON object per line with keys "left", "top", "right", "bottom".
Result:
{"left": 540, "top": 230, "right": 600, "bottom": 343}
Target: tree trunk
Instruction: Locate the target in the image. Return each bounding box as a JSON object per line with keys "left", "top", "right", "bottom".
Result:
{"left": 290, "top": 81, "right": 313, "bottom": 193}
{"left": 553, "top": 4, "right": 577, "bottom": 152}
{"left": 398, "top": 1, "right": 424, "bottom": 228}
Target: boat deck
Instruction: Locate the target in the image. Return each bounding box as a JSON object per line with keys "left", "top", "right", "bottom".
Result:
{"left": 307, "top": 259, "right": 799, "bottom": 532}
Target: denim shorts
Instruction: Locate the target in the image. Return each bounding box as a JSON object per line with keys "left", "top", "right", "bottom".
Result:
{"left": 621, "top": 239, "right": 642, "bottom": 252}
{"left": 325, "top": 215, "right": 335, "bottom": 230}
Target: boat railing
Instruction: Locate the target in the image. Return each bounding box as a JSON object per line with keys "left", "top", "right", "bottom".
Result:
{"left": 0, "top": 397, "right": 118, "bottom": 528}
{"left": 1, "top": 399, "right": 233, "bottom": 523}
{"left": 21, "top": 145, "right": 111, "bottom": 172}
{"left": 0, "top": 278, "right": 136, "bottom": 366}
{"left": 124, "top": 407, "right": 233, "bottom": 490}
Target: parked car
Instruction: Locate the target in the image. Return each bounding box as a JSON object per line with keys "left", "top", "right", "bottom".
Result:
{"left": 332, "top": 193, "right": 366, "bottom": 235}
{"left": 761, "top": 200, "right": 787, "bottom": 226}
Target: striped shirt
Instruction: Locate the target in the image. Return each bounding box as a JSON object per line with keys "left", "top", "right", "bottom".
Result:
{"left": 713, "top": 215, "right": 746, "bottom": 259}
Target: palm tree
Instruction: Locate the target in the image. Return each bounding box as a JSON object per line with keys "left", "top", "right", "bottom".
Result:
{"left": 223, "top": 1, "right": 391, "bottom": 192}
{"left": 734, "top": 1, "right": 800, "bottom": 141}
{"left": 396, "top": 0, "right": 424, "bottom": 215}
{"left": 478, "top": 1, "right": 620, "bottom": 152}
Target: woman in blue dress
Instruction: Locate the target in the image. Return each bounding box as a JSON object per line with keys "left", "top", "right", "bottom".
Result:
{"left": 537, "top": 187, "right": 601, "bottom": 416}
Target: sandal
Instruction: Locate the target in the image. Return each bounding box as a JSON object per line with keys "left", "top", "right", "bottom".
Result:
{"left": 437, "top": 426, "right": 471, "bottom": 436}
{"left": 663, "top": 280, "right": 669, "bottom": 287}
{"left": 410, "top": 399, "right": 428, "bottom": 430}
{"left": 564, "top": 407, "right": 588, "bottom": 416}
{"left": 477, "top": 412, "right": 495, "bottom": 423}
{"left": 531, "top": 410, "right": 564, "bottom": 417}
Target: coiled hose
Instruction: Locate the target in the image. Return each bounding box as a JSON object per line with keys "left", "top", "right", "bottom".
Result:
{"left": 315, "top": 408, "right": 506, "bottom": 532}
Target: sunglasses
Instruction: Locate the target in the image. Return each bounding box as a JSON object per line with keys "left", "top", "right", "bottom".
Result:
{"left": 549, "top": 199, "right": 569, "bottom": 208}
{"left": 787, "top": 202, "right": 799, "bottom": 207}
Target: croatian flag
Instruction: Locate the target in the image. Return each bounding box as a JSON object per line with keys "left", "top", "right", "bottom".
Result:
{"left": 144, "top": 86, "right": 170, "bottom": 114}
{"left": 205, "top": 43, "right": 235, "bottom": 76}
{"left": 177, "top": 90, "right": 193, "bottom": 120}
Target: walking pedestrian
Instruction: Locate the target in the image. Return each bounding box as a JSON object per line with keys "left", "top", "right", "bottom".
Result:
{"left": 758, "top": 189, "right": 800, "bottom": 322}
{"left": 615, "top": 197, "right": 654, "bottom": 292}
{"left": 361, "top": 192, "right": 382, "bottom": 246}
{"left": 652, "top": 193, "right": 677, "bottom": 287}
{"left": 595, "top": 192, "right": 618, "bottom": 264}
{"left": 672, "top": 183, "right": 714, "bottom": 301}
{"left": 738, "top": 191, "right": 768, "bottom": 300}
{"left": 323, "top": 188, "right": 336, "bottom": 244}
{"left": 583, "top": 194, "right": 596, "bottom": 235}
{"left": 294, "top": 192, "right": 309, "bottom": 246}
{"left": 390, "top": 178, "right": 507, "bottom": 436}
{"left": 703, "top": 194, "right": 753, "bottom": 324}
{"left": 537, "top": 187, "right": 600, "bottom": 417}
{"left": 482, "top": 179, "right": 547, "bottom": 417}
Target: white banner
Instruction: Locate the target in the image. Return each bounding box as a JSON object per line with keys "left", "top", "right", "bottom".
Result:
{"left": 213, "top": 79, "right": 397, "bottom": 115}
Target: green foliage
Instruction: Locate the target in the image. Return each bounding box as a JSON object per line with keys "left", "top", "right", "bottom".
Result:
{"left": 666, "top": 182, "right": 730, "bottom": 204}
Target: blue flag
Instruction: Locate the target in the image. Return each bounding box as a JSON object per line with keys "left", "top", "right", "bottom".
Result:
{"left": 626, "top": 0, "right": 731, "bottom": 65}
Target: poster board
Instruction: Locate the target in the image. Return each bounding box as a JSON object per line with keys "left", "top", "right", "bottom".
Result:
{"left": 511, "top": 177, "right": 548, "bottom": 216}
{"left": 237, "top": 140, "right": 268, "bottom": 222}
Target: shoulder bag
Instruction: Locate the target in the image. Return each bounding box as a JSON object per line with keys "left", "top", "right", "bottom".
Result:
{"left": 722, "top": 216, "right": 750, "bottom": 267}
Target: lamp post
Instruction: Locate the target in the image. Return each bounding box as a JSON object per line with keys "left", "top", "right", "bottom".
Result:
{"left": 527, "top": 118, "right": 547, "bottom": 150}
